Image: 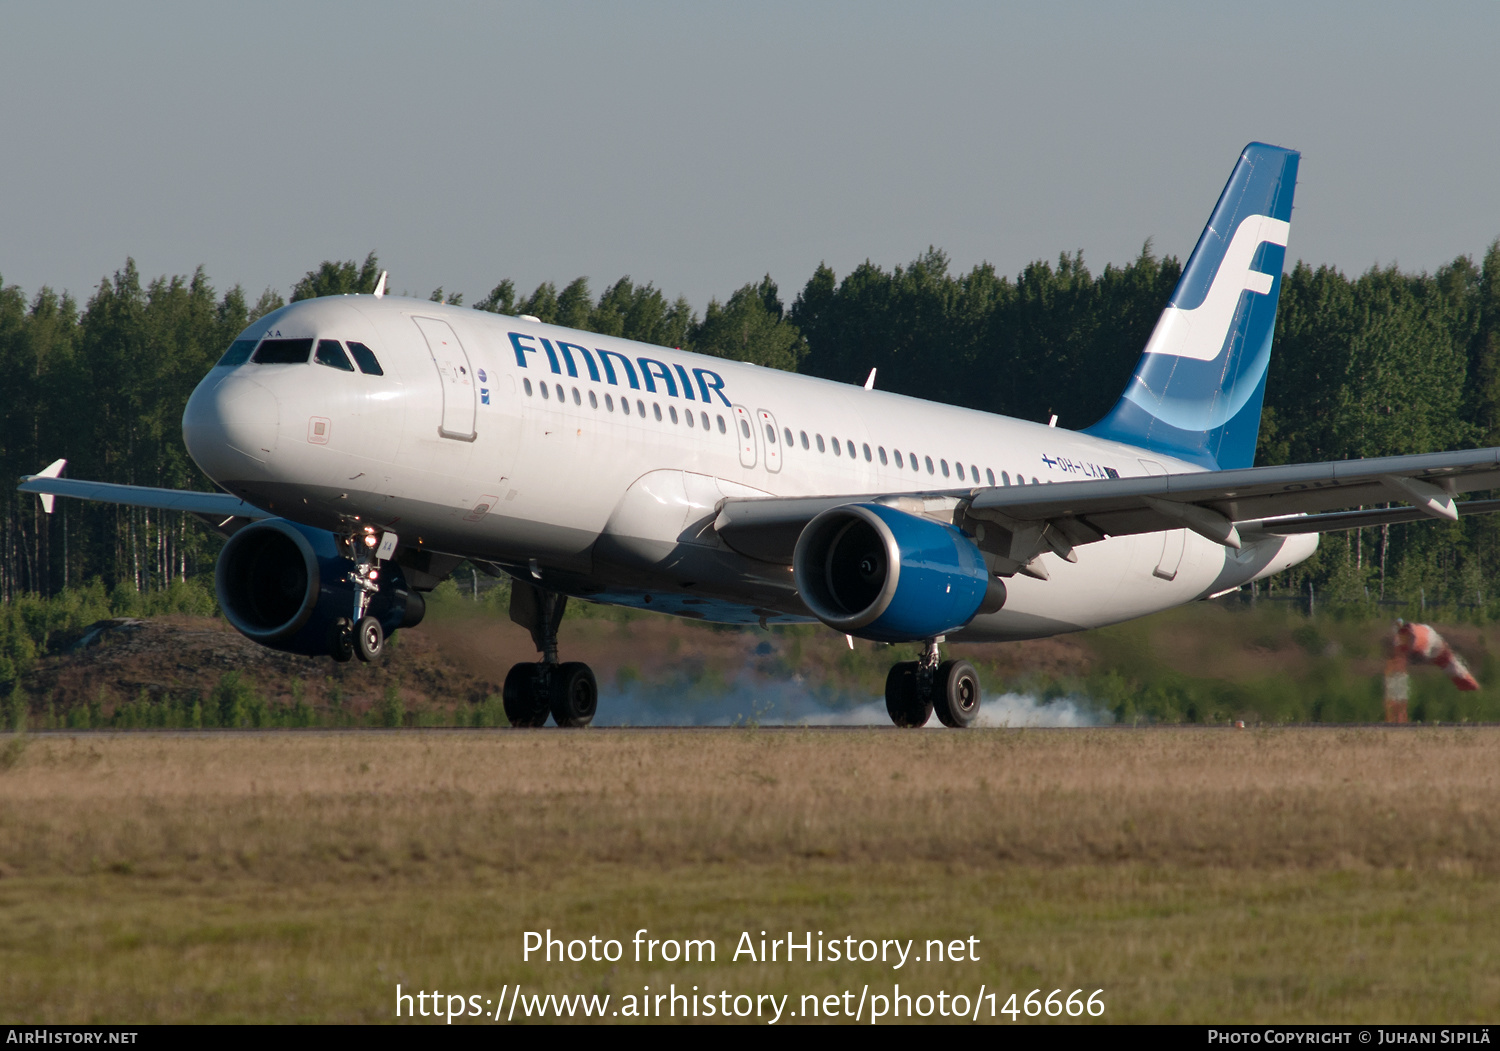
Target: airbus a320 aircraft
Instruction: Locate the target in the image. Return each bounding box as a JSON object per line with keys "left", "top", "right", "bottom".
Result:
{"left": 21, "top": 143, "right": 1500, "bottom": 728}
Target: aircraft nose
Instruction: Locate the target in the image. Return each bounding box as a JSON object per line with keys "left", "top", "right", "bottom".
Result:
{"left": 183, "top": 372, "right": 281, "bottom": 481}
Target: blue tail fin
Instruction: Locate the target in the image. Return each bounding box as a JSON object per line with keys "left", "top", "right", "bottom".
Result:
{"left": 1084, "top": 142, "right": 1299, "bottom": 470}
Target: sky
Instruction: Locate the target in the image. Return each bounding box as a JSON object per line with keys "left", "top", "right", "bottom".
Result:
{"left": 2, "top": 2, "right": 1497, "bottom": 313}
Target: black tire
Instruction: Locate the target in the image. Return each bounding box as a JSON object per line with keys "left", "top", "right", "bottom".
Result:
{"left": 550, "top": 662, "right": 598, "bottom": 728}
{"left": 329, "top": 619, "right": 354, "bottom": 663}
{"left": 884, "top": 661, "right": 932, "bottom": 728}
{"left": 503, "top": 663, "right": 549, "bottom": 727}
{"left": 354, "top": 616, "right": 384, "bottom": 663}
{"left": 934, "top": 659, "right": 982, "bottom": 728}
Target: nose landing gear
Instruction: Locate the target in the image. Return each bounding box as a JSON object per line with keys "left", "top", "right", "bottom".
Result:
{"left": 503, "top": 581, "right": 598, "bottom": 728}
{"left": 883, "top": 637, "right": 983, "bottom": 728}
{"left": 330, "top": 525, "right": 395, "bottom": 664}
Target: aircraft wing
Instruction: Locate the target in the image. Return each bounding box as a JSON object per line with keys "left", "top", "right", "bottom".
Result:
{"left": 17, "top": 471, "right": 271, "bottom": 534}
{"left": 714, "top": 446, "right": 1500, "bottom": 573}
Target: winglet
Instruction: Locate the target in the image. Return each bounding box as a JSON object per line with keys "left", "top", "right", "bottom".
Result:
{"left": 25, "top": 458, "right": 66, "bottom": 513}
{"left": 863, "top": 368, "right": 877, "bottom": 390}
{"left": 373, "top": 271, "right": 388, "bottom": 299}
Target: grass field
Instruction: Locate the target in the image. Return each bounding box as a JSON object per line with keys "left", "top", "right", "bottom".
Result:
{"left": 2, "top": 728, "right": 1499, "bottom": 1023}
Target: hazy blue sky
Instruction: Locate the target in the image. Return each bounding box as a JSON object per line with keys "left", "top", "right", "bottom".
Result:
{"left": 2, "top": 2, "right": 1496, "bottom": 312}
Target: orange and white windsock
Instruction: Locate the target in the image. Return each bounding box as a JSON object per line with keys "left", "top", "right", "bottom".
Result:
{"left": 1393, "top": 621, "right": 1480, "bottom": 692}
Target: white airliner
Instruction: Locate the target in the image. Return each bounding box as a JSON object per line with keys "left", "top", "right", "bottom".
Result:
{"left": 20, "top": 143, "right": 1500, "bottom": 728}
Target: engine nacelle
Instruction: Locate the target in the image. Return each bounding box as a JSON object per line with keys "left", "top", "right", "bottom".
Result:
{"left": 214, "top": 518, "right": 423, "bottom": 657}
{"left": 792, "top": 503, "right": 1005, "bottom": 642}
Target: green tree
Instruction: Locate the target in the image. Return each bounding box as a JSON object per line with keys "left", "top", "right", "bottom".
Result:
{"left": 290, "top": 252, "right": 381, "bottom": 301}
{"left": 473, "top": 279, "right": 517, "bottom": 314}
{"left": 692, "top": 276, "right": 806, "bottom": 371}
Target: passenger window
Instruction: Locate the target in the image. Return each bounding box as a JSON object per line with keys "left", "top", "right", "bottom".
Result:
{"left": 1001, "top": 471, "right": 1009, "bottom": 485}
{"left": 654, "top": 403, "right": 663, "bottom": 421}
{"left": 971, "top": 464, "right": 979, "bottom": 481}
{"left": 217, "top": 339, "right": 258, "bottom": 366}
{"left": 621, "top": 397, "right": 629, "bottom": 415}
{"left": 955, "top": 462, "right": 964, "bottom": 481}
{"left": 346, "top": 341, "right": 384, "bottom": 375}
{"left": 740, "top": 419, "right": 751, "bottom": 439}
{"left": 589, "top": 391, "right": 598, "bottom": 409}
{"left": 1033, "top": 477, "right": 1040, "bottom": 485}
{"left": 832, "top": 437, "right": 841, "bottom": 456}
{"left": 572, "top": 387, "right": 581, "bottom": 405}
{"left": 784, "top": 427, "right": 793, "bottom": 446}
{"left": 766, "top": 424, "right": 776, "bottom": 443}
{"left": 846, "top": 440, "right": 855, "bottom": 458}
{"left": 523, "top": 378, "right": 533, "bottom": 396}
{"left": 605, "top": 393, "right": 614, "bottom": 411}
{"left": 541, "top": 383, "right": 550, "bottom": 400}
{"left": 701, "top": 412, "right": 710, "bottom": 429}
{"left": 800, "top": 431, "right": 809, "bottom": 450}
{"left": 554, "top": 384, "right": 564, "bottom": 401}
{"left": 862, "top": 443, "right": 872, "bottom": 462}
{"left": 252, "top": 338, "right": 314, "bottom": 364}
{"left": 925, "top": 456, "right": 934, "bottom": 474}
{"left": 816, "top": 435, "right": 825, "bottom": 453}
{"left": 909, "top": 452, "right": 918, "bottom": 470}
{"left": 878, "top": 447, "right": 887, "bottom": 465}
{"left": 941, "top": 459, "right": 950, "bottom": 477}
{"left": 686, "top": 408, "right": 694, "bottom": 427}
{"left": 637, "top": 399, "right": 646, "bottom": 417}
{"left": 894, "top": 450, "right": 903, "bottom": 468}
{"left": 717, "top": 415, "right": 726, "bottom": 433}
{"left": 987, "top": 468, "right": 996, "bottom": 486}
{"left": 670, "top": 406, "right": 679, "bottom": 424}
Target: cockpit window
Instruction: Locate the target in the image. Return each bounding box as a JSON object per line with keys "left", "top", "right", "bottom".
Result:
{"left": 346, "top": 341, "right": 384, "bottom": 376}
{"left": 217, "top": 339, "right": 258, "bottom": 366}
{"left": 315, "top": 339, "right": 356, "bottom": 372}
{"left": 252, "top": 338, "right": 314, "bottom": 364}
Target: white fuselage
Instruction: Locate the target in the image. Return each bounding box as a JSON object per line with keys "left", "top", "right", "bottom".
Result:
{"left": 182, "top": 294, "right": 1314, "bottom": 641}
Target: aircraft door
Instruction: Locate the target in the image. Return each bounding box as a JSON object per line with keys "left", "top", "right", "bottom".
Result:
{"left": 1139, "top": 458, "right": 1185, "bottom": 580}
{"left": 731, "top": 405, "right": 757, "bottom": 468}
{"left": 413, "top": 316, "right": 477, "bottom": 441}
{"left": 756, "top": 409, "right": 782, "bottom": 473}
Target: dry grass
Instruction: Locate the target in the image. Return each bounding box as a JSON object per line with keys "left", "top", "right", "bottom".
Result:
{"left": 2, "top": 728, "right": 1498, "bottom": 876}
{"left": 2, "top": 728, "right": 1499, "bottom": 1023}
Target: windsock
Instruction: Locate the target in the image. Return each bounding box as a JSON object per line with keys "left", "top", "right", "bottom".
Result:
{"left": 1392, "top": 621, "right": 1480, "bottom": 691}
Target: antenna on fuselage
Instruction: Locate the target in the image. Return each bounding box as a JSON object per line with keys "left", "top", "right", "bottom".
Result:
{"left": 372, "top": 271, "right": 388, "bottom": 298}
{"left": 863, "top": 368, "right": 877, "bottom": 390}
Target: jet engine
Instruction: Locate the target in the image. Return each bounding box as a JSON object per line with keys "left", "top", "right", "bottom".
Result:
{"left": 792, "top": 503, "right": 1005, "bottom": 642}
{"left": 214, "top": 518, "right": 423, "bottom": 657}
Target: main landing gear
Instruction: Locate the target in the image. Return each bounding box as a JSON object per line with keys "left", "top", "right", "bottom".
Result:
{"left": 503, "top": 581, "right": 598, "bottom": 728}
{"left": 884, "top": 637, "right": 982, "bottom": 729}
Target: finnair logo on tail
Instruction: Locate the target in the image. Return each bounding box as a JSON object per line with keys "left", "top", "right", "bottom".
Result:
{"left": 1143, "top": 213, "right": 1291, "bottom": 363}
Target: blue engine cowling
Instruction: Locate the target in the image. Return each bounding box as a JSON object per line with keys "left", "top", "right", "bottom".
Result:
{"left": 214, "top": 518, "right": 424, "bottom": 657}
{"left": 792, "top": 503, "right": 1005, "bottom": 643}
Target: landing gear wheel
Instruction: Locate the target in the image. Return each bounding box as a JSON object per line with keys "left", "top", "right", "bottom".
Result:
{"left": 934, "top": 659, "right": 981, "bottom": 728}
{"left": 329, "top": 618, "right": 354, "bottom": 663}
{"left": 550, "top": 662, "right": 598, "bottom": 728}
{"left": 354, "top": 616, "right": 383, "bottom": 662}
{"left": 884, "top": 661, "right": 932, "bottom": 728}
{"left": 503, "top": 663, "right": 550, "bottom": 727}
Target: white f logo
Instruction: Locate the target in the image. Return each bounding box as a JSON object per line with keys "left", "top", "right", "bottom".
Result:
{"left": 1143, "top": 214, "right": 1291, "bottom": 363}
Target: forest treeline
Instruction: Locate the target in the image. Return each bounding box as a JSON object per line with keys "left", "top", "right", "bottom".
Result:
{"left": 3, "top": 241, "right": 1500, "bottom": 615}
